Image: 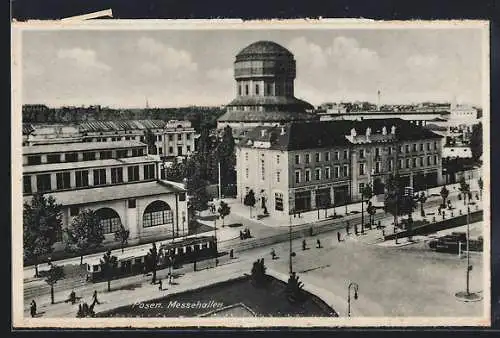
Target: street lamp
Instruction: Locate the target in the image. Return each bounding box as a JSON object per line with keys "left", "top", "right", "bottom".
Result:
{"left": 289, "top": 209, "right": 295, "bottom": 275}
{"left": 347, "top": 282, "right": 359, "bottom": 317}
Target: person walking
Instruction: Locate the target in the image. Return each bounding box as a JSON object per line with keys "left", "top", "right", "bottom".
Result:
{"left": 158, "top": 279, "right": 163, "bottom": 291}
{"left": 271, "top": 248, "right": 276, "bottom": 260}
{"left": 316, "top": 239, "right": 322, "bottom": 248}
{"left": 337, "top": 231, "right": 341, "bottom": 242}
{"left": 92, "top": 290, "right": 100, "bottom": 305}
{"left": 345, "top": 222, "right": 350, "bottom": 235}
{"left": 302, "top": 239, "right": 307, "bottom": 251}
{"left": 30, "top": 300, "right": 37, "bottom": 317}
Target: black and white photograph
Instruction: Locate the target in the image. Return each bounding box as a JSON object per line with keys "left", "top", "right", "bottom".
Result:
{"left": 11, "top": 20, "right": 490, "bottom": 327}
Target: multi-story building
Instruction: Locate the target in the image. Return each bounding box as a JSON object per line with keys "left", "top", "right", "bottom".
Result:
{"left": 236, "top": 119, "right": 443, "bottom": 219}
{"left": 217, "top": 40, "right": 316, "bottom": 139}
{"left": 163, "top": 120, "right": 196, "bottom": 158}
{"left": 22, "top": 140, "right": 189, "bottom": 249}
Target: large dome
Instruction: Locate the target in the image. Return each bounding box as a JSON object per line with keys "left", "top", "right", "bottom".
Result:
{"left": 235, "top": 41, "right": 294, "bottom": 62}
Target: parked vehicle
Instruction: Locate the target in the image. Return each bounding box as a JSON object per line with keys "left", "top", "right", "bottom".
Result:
{"left": 428, "top": 232, "right": 483, "bottom": 253}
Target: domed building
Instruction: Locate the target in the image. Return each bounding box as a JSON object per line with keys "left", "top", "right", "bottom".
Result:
{"left": 217, "top": 41, "right": 316, "bottom": 137}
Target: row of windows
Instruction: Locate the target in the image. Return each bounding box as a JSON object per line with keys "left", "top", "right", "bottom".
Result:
{"left": 86, "top": 133, "right": 192, "bottom": 143}
{"left": 294, "top": 165, "right": 350, "bottom": 184}
{"left": 400, "top": 142, "right": 438, "bottom": 154}
{"left": 294, "top": 150, "right": 349, "bottom": 165}
{"left": 238, "top": 82, "right": 293, "bottom": 97}
{"left": 26, "top": 147, "right": 146, "bottom": 165}
{"left": 23, "top": 164, "right": 156, "bottom": 194}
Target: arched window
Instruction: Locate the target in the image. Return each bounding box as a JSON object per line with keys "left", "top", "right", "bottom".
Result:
{"left": 95, "top": 208, "right": 122, "bottom": 234}
{"left": 143, "top": 200, "right": 173, "bottom": 228}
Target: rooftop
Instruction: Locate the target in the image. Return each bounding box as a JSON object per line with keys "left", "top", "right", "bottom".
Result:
{"left": 218, "top": 110, "right": 315, "bottom": 123}
{"left": 79, "top": 120, "right": 167, "bottom": 133}
{"left": 235, "top": 41, "right": 294, "bottom": 61}
{"left": 23, "top": 180, "right": 184, "bottom": 207}
{"left": 23, "top": 155, "right": 158, "bottom": 173}
{"left": 23, "top": 140, "right": 146, "bottom": 155}
{"left": 238, "top": 119, "right": 443, "bottom": 151}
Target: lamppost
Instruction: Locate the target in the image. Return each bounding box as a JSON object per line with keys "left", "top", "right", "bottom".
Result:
{"left": 182, "top": 211, "right": 186, "bottom": 239}
{"left": 347, "top": 282, "right": 359, "bottom": 317}
{"left": 289, "top": 209, "right": 294, "bottom": 275}
{"left": 466, "top": 194, "right": 471, "bottom": 295}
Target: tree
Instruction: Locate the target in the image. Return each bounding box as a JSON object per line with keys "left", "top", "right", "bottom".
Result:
{"left": 216, "top": 126, "right": 237, "bottom": 190}
{"left": 45, "top": 263, "right": 65, "bottom": 304}
{"left": 243, "top": 189, "right": 257, "bottom": 218}
{"left": 164, "top": 158, "right": 187, "bottom": 183}
{"left": 217, "top": 201, "right": 231, "bottom": 227}
{"left": 100, "top": 250, "right": 118, "bottom": 292}
{"left": 286, "top": 272, "right": 305, "bottom": 303}
{"left": 24, "top": 194, "right": 63, "bottom": 277}
{"left": 458, "top": 176, "right": 470, "bottom": 205}
{"left": 469, "top": 122, "right": 482, "bottom": 163}
{"left": 440, "top": 186, "right": 450, "bottom": 208}
{"left": 250, "top": 258, "right": 268, "bottom": 287}
{"left": 66, "top": 209, "right": 105, "bottom": 265}
{"left": 478, "top": 177, "right": 483, "bottom": 200}
{"left": 144, "top": 128, "right": 157, "bottom": 155}
{"left": 360, "top": 183, "right": 373, "bottom": 232}
{"left": 146, "top": 242, "right": 159, "bottom": 284}
{"left": 114, "top": 225, "right": 130, "bottom": 253}
{"left": 385, "top": 174, "right": 403, "bottom": 230}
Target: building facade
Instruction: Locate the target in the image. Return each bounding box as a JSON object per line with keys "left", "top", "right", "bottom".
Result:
{"left": 236, "top": 119, "right": 444, "bottom": 219}
{"left": 163, "top": 120, "right": 196, "bottom": 158}
{"left": 22, "top": 140, "right": 189, "bottom": 249}
{"left": 217, "top": 41, "right": 316, "bottom": 137}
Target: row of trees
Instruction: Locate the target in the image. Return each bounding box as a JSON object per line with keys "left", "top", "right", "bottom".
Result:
{"left": 24, "top": 194, "right": 130, "bottom": 277}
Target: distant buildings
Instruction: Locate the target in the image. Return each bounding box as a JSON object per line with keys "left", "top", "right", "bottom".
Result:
{"left": 236, "top": 119, "right": 443, "bottom": 218}
{"left": 217, "top": 41, "right": 316, "bottom": 138}
{"left": 22, "top": 140, "right": 188, "bottom": 248}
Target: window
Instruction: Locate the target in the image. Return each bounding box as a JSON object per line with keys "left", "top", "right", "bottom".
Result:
{"left": 143, "top": 201, "right": 173, "bottom": 228}
{"left": 245, "top": 168, "right": 249, "bottom": 179}
{"left": 83, "top": 152, "right": 95, "bottom": 161}
{"left": 276, "top": 171, "right": 281, "bottom": 183}
{"left": 245, "top": 152, "right": 249, "bottom": 161}
{"left": 388, "top": 147, "right": 393, "bottom": 155}
{"left": 186, "top": 146, "right": 191, "bottom": 153}
{"left": 419, "top": 157, "right": 424, "bottom": 167}
{"left": 315, "top": 153, "right": 321, "bottom": 162}
{"left": 158, "top": 147, "right": 163, "bottom": 155}
{"left": 325, "top": 167, "right": 331, "bottom": 179}
{"left": 245, "top": 84, "right": 249, "bottom": 95}
{"left": 388, "top": 160, "right": 393, "bottom": 171}
{"left": 325, "top": 152, "right": 330, "bottom": 162}
{"left": 275, "top": 193, "right": 284, "bottom": 211}
{"left": 100, "top": 151, "right": 112, "bottom": 160}
{"left": 433, "top": 155, "right": 438, "bottom": 165}
{"left": 75, "top": 170, "right": 89, "bottom": 188}
{"left": 65, "top": 152, "right": 78, "bottom": 162}
{"left": 315, "top": 168, "right": 321, "bottom": 180}
{"left": 405, "top": 159, "right": 411, "bottom": 169}
{"left": 295, "top": 154, "right": 300, "bottom": 165}
{"left": 305, "top": 154, "right": 310, "bottom": 164}
{"left": 47, "top": 154, "right": 60, "bottom": 163}
{"left": 412, "top": 158, "right": 417, "bottom": 168}
{"left": 132, "top": 148, "right": 144, "bottom": 157}
{"left": 276, "top": 154, "right": 280, "bottom": 164}
{"left": 427, "top": 142, "right": 431, "bottom": 151}
{"left": 333, "top": 151, "right": 339, "bottom": 161}
{"left": 434, "top": 141, "right": 438, "bottom": 150}
{"left": 295, "top": 170, "right": 301, "bottom": 184}
{"left": 36, "top": 174, "right": 51, "bottom": 192}
{"left": 375, "top": 148, "right": 380, "bottom": 157}
{"left": 168, "top": 135, "right": 173, "bottom": 141}
{"left": 255, "top": 84, "right": 260, "bottom": 95}
{"left": 412, "top": 144, "right": 417, "bottom": 152}
{"left": 23, "top": 175, "right": 32, "bottom": 194}
{"left": 128, "top": 166, "right": 139, "bottom": 182}
{"left": 27, "top": 155, "right": 41, "bottom": 165}
{"left": 405, "top": 145, "right": 410, "bottom": 153}
{"left": 420, "top": 143, "right": 424, "bottom": 151}
{"left": 56, "top": 172, "right": 71, "bottom": 190}
{"left": 238, "top": 84, "right": 242, "bottom": 96}
{"left": 359, "top": 183, "right": 365, "bottom": 193}
{"left": 359, "top": 149, "right": 365, "bottom": 159}
{"left": 375, "top": 162, "right": 381, "bottom": 173}
{"left": 70, "top": 207, "right": 79, "bottom": 216}
{"left": 359, "top": 163, "right": 366, "bottom": 175}
{"left": 266, "top": 83, "right": 272, "bottom": 95}
{"left": 186, "top": 134, "right": 191, "bottom": 140}
{"left": 111, "top": 167, "right": 123, "bottom": 184}
{"left": 144, "top": 164, "right": 156, "bottom": 180}
{"left": 399, "top": 159, "right": 404, "bottom": 169}
{"left": 116, "top": 150, "right": 128, "bottom": 158}
{"left": 169, "top": 147, "right": 174, "bottom": 154}
{"left": 93, "top": 169, "right": 106, "bottom": 186}
{"left": 97, "top": 209, "right": 122, "bottom": 234}
{"left": 261, "top": 159, "right": 265, "bottom": 181}
{"left": 305, "top": 169, "right": 311, "bottom": 182}
{"left": 343, "top": 150, "right": 349, "bottom": 160}
{"left": 343, "top": 165, "right": 349, "bottom": 177}
{"left": 334, "top": 166, "right": 340, "bottom": 179}
{"left": 128, "top": 199, "right": 136, "bottom": 208}
{"left": 157, "top": 135, "right": 162, "bottom": 141}
{"left": 400, "top": 145, "right": 405, "bottom": 153}
{"left": 427, "top": 156, "right": 431, "bottom": 166}
{"left": 178, "top": 146, "right": 183, "bottom": 156}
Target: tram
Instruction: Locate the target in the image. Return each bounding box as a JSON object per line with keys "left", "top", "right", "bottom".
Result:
{"left": 85, "top": 235, "right": 217, "bottom": 282}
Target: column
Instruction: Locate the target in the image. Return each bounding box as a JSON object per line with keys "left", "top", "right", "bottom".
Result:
{"left": 330, "top": 186, "right": 335, "bottom": 206}
{"left": 310, "top": 189, "right": 316, "bottom": 209}
{"left": 409, "top": 174, "right": 414, "bottom": 189}
{"left": 288, "top": 190, "right": 295, "bottom": 213}
{"left": 31, "top": 175, "right": 37, "bottom": 193}
{"left": 139, "top": 165, "right": 145, "bottom": 181}
{"left": 70, "top": 170, "right": 76, "bottom": 188}
{"left": 88, "top": 170, "right": 94, "bottom": 187}
{"left": 105, "top": 168, "right": 112, "bottom": 184}
{"left": 50, "top": 173, "right": 57, "bottom": 191}
{"left": 123, "top": 166, "right": 129, "bottom": 182}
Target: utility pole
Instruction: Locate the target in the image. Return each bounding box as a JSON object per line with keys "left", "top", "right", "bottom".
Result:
{"left": 289, "top": 209, "right": 293, "bottom": 275}
{"left": 466, "top": 199, "right": 470, "bottom": 295}
{"left": 218, "top": 161, "right": 222, "bottom": 201}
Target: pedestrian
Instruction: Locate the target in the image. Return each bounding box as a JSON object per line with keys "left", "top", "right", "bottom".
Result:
{"left": 77, "top": 304, "right": 83, "bottom": 318}
{"left": 158, "top": 279, "right": 162, "bottom": 291}
{"left": 271, "top": 248, "right": 276, "bottom": 260}
{"left": 316, "top": 239, "right": 322, "bottom": 248}
{"left": 30, "top": 300, "right": 37, "bottom": 317}
{"left": 382, "top": 229, "right": 385, "bottom": 239}
{"left": 337, "top": 232, "right": 341, "bottom": 242}
{"left": 239, "top": 230, "right": 244, "bottom": 240}
{"left": 193, "top": 260, "right": 197, "bottom": 271}
{"left": 70, "top": 290, "right": 76, "bottom": 304}
{"left": 346, "top": 222, "right": 350, "bottom": 235}
{"left": 302, "top": 239, "right": 307, "bottom": 251}
{"left": 92, "top": 290, "right": 100, "bottom": 305}
{"left": 309, "top": 227, "right": 313, "bottom": 237}
{"left": 230, "top": 249, "right": 234, "bottom": 259}
{"left": 82, "top": 302, "right": 89, "bottom": 316}
{"left": 355, "top": 225, "right": 359, "bottom": 236}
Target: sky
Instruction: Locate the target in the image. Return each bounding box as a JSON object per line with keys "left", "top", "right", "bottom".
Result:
{"left": 20, "top": 27, "right": 486, "bottom": 108}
